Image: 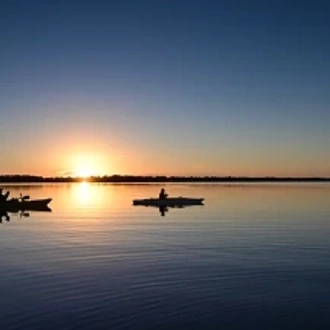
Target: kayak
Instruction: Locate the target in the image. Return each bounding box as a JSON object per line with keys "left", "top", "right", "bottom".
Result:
{"left": 133, "top": 197, "right": 204, "bottom": 207}
{"left": 0, "top": 198, "right": 52, "bottom": 212}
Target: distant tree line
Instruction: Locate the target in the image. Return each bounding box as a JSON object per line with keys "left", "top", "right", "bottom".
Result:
{"left": 0, "top": 175, "right": 329, "bottom": 183}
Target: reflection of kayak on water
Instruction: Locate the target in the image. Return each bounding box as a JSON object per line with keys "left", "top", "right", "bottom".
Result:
{"left": 133, "top": 197, "right": 204, "bottom": 207}
{"left": 0, "top": 197, "right": 52, "bottom": 223}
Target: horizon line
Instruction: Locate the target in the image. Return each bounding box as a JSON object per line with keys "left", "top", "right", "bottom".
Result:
{"left": 0, "top": 174, "right": 330, "bottom": 183}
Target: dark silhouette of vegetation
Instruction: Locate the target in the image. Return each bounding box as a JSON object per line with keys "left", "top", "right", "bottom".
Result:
{"left": 0, "top": 174, "right": 329, "bottom": 183}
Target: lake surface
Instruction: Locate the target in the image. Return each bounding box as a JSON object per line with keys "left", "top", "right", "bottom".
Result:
{"left": 0, "top": 183, "right": 330, "bottom": 329}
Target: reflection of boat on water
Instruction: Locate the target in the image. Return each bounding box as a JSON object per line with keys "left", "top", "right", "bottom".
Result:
{"left": 0, "top": 197, "right": 52, "bottom": 223}
{"left": 147, "top": 205, "right": 192, "bottom": 217}
{"left": 133, "top": 196, "right": 204, "bottom": 216}
{"left": 133, "top": 197, "right": 204, "bottom": 207}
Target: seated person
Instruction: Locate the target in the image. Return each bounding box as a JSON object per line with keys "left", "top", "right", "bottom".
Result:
{"left": 159, "top": 188, "right": 168, "bottom": 199}
{"left": 0, "top": 188, "right": 9, "bottom": 203}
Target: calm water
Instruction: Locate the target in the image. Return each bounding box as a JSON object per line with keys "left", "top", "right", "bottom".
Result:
{"left": 0, "top": 183, "right": 330, "bottom": 329}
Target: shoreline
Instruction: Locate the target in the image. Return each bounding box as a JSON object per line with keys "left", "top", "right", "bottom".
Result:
{"left": 0, "top": 175, "right": 329, "bottom": 183}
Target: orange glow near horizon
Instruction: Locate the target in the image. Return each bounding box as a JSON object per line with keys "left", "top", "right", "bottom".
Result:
{"left": 6, "top": 134, "right": 330, "bottom": 178}
{"left": 64, "top": 153, "right": 111, "bottom": 178}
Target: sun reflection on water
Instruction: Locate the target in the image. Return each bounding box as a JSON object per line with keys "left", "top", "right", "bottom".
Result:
{"left": 76, "top": 181, "right": 92, "bottom": 204}
{"left": 71, "top": 182, "right": 108, "bottom": 208}
{"left": 52, "top": 182, "right": 132, "bottom": 219}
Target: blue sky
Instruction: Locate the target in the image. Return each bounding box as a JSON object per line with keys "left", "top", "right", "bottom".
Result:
{"left": 1, "top": 0, "right": 330, "bottom": 176}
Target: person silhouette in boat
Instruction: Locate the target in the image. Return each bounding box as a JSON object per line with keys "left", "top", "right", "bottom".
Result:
{"left": 0, "top": 188, "right": 10, "bottom": 203}
{"left": 159, "top": 188, "right": 168, "bottom": 200}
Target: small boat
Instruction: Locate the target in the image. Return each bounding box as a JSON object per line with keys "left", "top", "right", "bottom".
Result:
{"left": 0, "top": 198, "right": 52, "bottom": 212}
{"left": 133, "top": 197, "right": 204, "bottom": 207}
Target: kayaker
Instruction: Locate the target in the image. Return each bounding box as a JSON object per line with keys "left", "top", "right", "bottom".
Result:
{"left": 159, "top": 188, "right": 168, "bottom": 200}
{"left": 0, "top": 188, "right": 10, "bottom": 202}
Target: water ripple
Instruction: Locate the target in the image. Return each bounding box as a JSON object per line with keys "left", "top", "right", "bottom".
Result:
{"left": 1, "top": 183, "right": 330, "bottom": 329}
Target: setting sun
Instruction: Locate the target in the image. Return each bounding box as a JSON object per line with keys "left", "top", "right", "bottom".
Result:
{"left": 75, "top": 165, "right": 96, "bottom": 178}
{"left": 67, "top": 154, "right": 109, "bottom": 178}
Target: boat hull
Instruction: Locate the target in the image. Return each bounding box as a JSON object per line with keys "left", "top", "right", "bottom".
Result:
{"left": 0, "top": 198, "right": 52, "bottom": 212}
{"left": 133, "top": 197, "right": 204, "bottom": 207}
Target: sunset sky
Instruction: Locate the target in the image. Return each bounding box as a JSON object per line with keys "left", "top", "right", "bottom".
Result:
{"left": 1, "top": 0, "right": 330, "bottom": 177}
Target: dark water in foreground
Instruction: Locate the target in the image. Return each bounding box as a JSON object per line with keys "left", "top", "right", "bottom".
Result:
{"left": 0, "top": 183, "right": 330, "bottom": 329}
